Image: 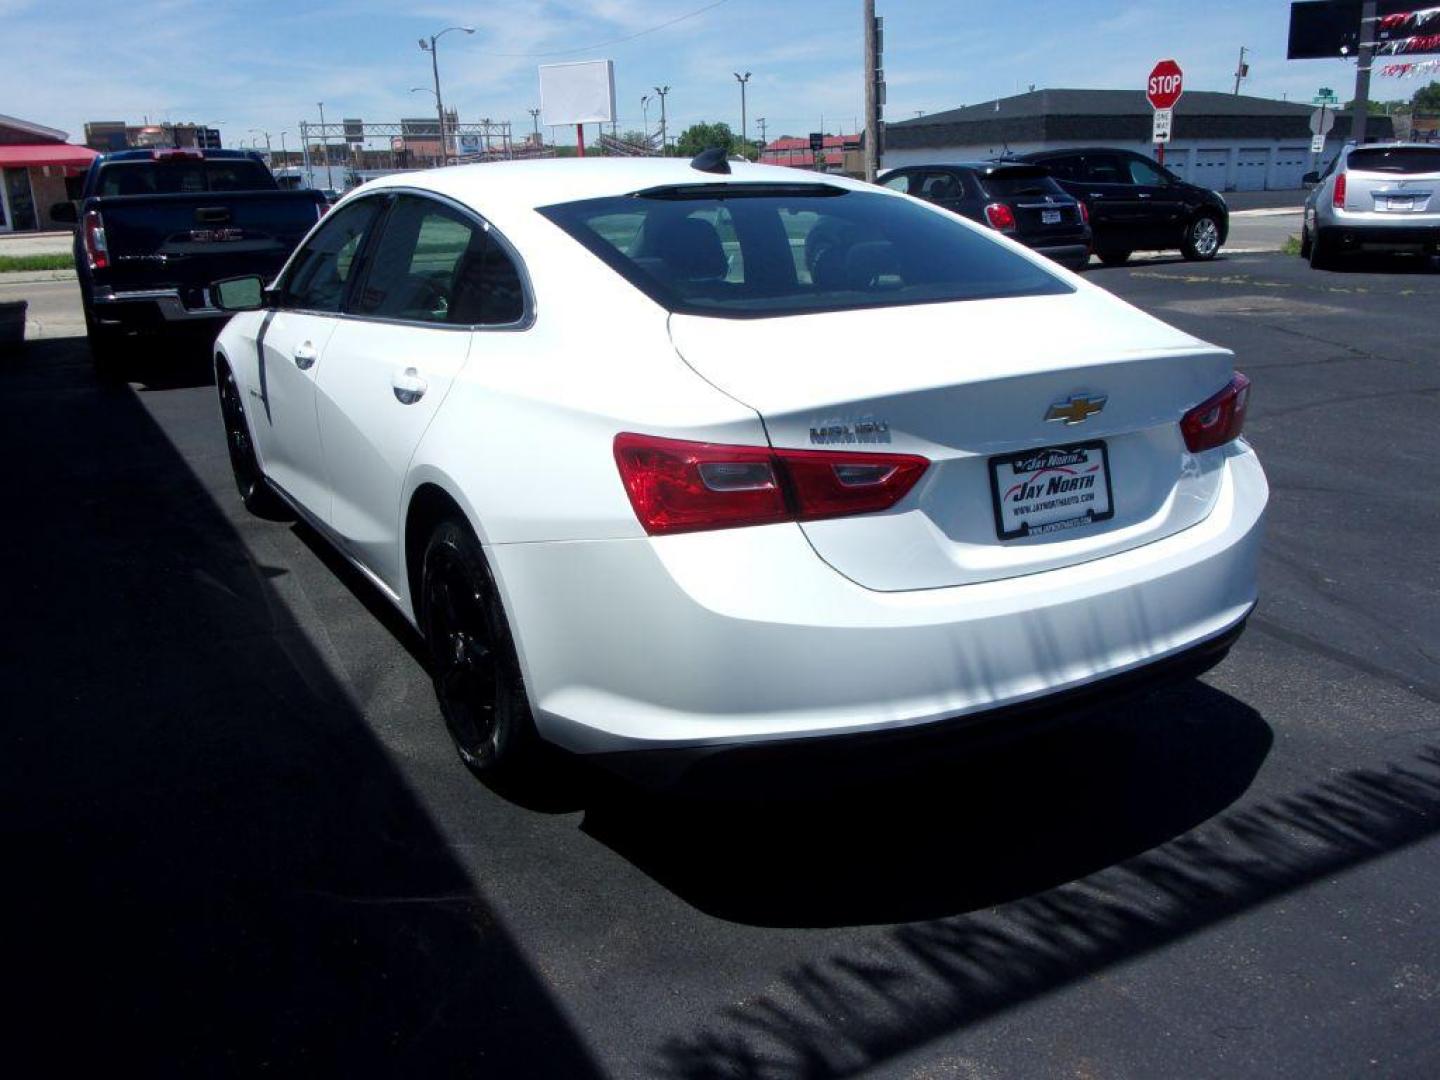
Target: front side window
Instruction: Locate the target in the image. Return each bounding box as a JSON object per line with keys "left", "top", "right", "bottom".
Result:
{"left": 539, "top": 183, "right": 1070, "bottom": 319}
{"left": 350, "top": 195, "right": 525, "bottom": 326}
{"left": 1126, "top": 156, "right": 1168, "bottom": 186}
{"left": 278, "top": 198, "right": 383, "bottom": 313}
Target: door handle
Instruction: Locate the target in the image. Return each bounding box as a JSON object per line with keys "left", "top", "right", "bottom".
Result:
{"left": 1138, "top": 193, "right": 1152, "bottom": 198}
{"left": 292, "top": 341, "right": 318, "bottom": 370}
{"left": 392, "top": 367, "right": 428, "bottom": 405}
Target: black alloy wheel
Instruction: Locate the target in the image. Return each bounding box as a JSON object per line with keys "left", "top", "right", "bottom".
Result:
{"left": 422, "top": 520, "right": 537, "bottom": 776}
{"left": 217, "top": 364, "right": 284, "bottom": 517}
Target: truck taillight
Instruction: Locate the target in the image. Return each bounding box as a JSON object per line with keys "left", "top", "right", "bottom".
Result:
{"left": 1333, "top": 172, "right": 1346, "bottom": 209}
{"left": 613, "top": 433, "right": 929, "bottom": 535}
{"left": 1181, "top": 373, "right": 1251, "bottom": 453}
{"left": 82, "top": 209, "right": 109, "bottom": 271}
{"left": 983, "top": 202, "right": 1017, "bottom": 232}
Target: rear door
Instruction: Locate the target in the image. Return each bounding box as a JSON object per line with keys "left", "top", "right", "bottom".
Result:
{"left": 315, "top": 193, "right": 528, "bottom": 589}
{"left": 1340, "top": 146, "right": 1440, "bottom": 218}
{"left": 255, "top": 196, "right": 385, "bottom": 519}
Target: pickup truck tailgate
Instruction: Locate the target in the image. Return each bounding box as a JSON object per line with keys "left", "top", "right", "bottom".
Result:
{"left": 95, "top": 190, "right": 325, "bottom": 293}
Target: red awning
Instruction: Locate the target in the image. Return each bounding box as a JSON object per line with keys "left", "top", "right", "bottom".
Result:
{"left": 0, "top": 143, "right": 99, "bottom": 169}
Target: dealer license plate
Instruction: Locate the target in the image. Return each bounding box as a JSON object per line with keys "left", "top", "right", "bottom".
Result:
{"left": 1042, "top": 209, "right": 1062, "bottom": 224}
{"left": 989, "top": 441, "right": 1115, "bottom": 540}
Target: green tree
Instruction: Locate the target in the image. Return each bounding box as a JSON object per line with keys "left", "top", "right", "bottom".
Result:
{"left": 676, "top": 121, "right": 738, "bottom": 158}
{"left": 1414, "top": 81, "right": 1440, "bottom": 112}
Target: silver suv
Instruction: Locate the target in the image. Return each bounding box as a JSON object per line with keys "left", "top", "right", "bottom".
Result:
{"left": 1301, "top": 143, "right": 1440, "bottom": 269}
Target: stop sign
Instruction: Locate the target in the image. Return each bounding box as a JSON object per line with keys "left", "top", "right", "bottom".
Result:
{"left": 1146, "top": 59, "right": 1184, "bottom": 110}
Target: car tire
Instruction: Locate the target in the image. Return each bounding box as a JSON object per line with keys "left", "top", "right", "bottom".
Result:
{"left": 1097, "top": 249, "right": 1131, "bottom": 267}
{"left": 84, "top": 309, "right": 127, "bottom": 381}
{"left": 421, "top": 519, "right": 540, "bottom": 780}
{"left": 217, "top": 362, "right": 287, "bottom": 518}
{"left": 1182, "top": 214, "right": 1222, "bottom": 261}
{"left": 1308, "top": 227, "right": 1335, "bottom": 271}
{"left": 1299, "top": 225, "right": 1313, "bottom": 259}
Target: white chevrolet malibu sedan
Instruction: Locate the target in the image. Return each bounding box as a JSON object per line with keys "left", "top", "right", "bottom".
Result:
{"left": 211, "top": 153, "right": 1266, "bottom": 781}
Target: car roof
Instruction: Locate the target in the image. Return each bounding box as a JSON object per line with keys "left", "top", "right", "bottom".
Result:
{"left": 353, "top": 157, "right": 872, "bottom": 217}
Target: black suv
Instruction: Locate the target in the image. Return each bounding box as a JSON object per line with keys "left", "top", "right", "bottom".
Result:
{"left": 1015, "top": 148, "right": 1228, "bottom": 265}
{"left": 877, "top": 162, "right": 1091, "bottom": 271}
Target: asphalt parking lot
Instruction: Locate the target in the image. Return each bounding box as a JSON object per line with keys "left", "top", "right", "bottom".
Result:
{"left": 3, "top": 248, "right": 1439, "bottom": 1077}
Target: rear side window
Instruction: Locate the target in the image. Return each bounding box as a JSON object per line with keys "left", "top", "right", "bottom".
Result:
{"left": 1082, "top": 154, "right": 1127, "bottom": 184}
{"left": 1038, "top": 155, "right": 1081, "bottom": 181}
{"left": 1347, "top": 147, "right": 1440, "bottom": 174}
{"left": 978, "top": 168, "right": 1066, "bottom": 198}
{"left": 539, "top": 184, "right": 1070, "bottom": 319}
{"left": 350, "top": 196, "right": 525, "bottom": 326}
{"left": 916, "top": 171, "right": 966, "bottom": 200}
{"left": 96, "top": 159, "right": 273, "bottom": 196}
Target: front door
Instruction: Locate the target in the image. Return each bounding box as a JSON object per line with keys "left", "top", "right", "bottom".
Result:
{"left": 254, "top": 196, "right": 385, "bottom": 519}
{"left": 1122, "top": 153, "right": 1189, "bottom": 247}
{"left": 1077, "top": 152, "right": 1148, "bottom": 251}
{"left": 316, "top": 193, "right": 526, "bottom": 590}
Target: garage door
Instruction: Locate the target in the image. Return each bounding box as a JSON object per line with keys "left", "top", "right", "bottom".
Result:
{"left": 1162, "top": 148, "right": 1189, "bottom": 181}
{"left": 1272, "top": 147, "right": 1310, "bottom": 190}
{"left": 1193, "top": 149, "right": 1229, "bottom": 190}
{"left": 1235, "top": 148, "right": 1268, "bottom": 191}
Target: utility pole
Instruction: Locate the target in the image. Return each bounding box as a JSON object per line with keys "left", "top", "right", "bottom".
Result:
{"left": 529, "top": 107, "right": 541, "bottom": 144}
{"left": 279, "top": 130, "right": 288, "bottom": 170}
{"left": 317, "top": 102, "right": 333, "bottom": 190}
{"left": 1352, "top": 1, "right": 1378, "bottom": 145}
{"left": 1232, "top": 45, "right": 1249, "bottom": 95}
{"left": 734, "top": 71, "right": 751, "bottom": 158}
{"left": 654, "top": 85, "right": 670, "bottom": 156}
{"left": 420, "top": 26, "right": 475, "bottom": 168}
{"left": 756, "top": 116, "right": 767, "bottom": 153}
{"left": 863, "top": 0, "right": 880, "bottom": 182}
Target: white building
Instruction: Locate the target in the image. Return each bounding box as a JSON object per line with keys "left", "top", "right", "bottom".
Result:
{"left": 883, "top": 89, "right": 1391, "bottom": 192}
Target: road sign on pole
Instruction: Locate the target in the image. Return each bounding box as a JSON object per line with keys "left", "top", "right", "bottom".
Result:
{"left": 1146, "top": 59, "right": 1184, "bottom": 110}
{"left": 1309, "top": 106, "right": 1336, "bottom": 138}
{"left": 1146, "top": 59, "right": 1183, "bottom": 166}
{"left": 1152, "top": 108, "right": 1173, "bottom": 144}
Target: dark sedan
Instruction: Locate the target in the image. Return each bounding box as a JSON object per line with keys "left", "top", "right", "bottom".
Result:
{"left": 1015, "top": 147, "right": 1229, "bottom": 265}
{"left": 877, "top": 162, "right": 1091, "bottom": 271}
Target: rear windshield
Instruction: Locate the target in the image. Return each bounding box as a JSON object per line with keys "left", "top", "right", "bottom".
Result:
{"left": 539, "top": 185, "right": 1071, "bottom": 319}
{"left": 1347, "top": 147, "right": 1440, "bottom": 175}
{"left": 97, "top": 159, "right": 275, "bottom": 197}
{"left": 977, "top": 168, "right": 1066, "bottom": 198}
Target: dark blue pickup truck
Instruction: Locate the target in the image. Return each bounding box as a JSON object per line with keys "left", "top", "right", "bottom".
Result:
{"left": 51, "top": 148, "right": 327, "bottom": 370}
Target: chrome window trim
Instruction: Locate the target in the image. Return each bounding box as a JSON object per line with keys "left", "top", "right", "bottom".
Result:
{"left": 273, "top": 188, "right": 535, "bottom": 333}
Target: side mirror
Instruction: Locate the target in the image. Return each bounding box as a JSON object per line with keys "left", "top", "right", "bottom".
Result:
{"left": 1301, "top": 171, "right": 1321, "bottom": 186}
{"left": 49, "top": 202, "right": 78, "bottom": 225}
{"left": 213, "top": 275, "right": 267, "bottom": 312}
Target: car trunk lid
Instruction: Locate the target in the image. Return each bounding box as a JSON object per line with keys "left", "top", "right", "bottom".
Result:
{"left": 1343, "top": 146, "right": 1440, "bottom": 215}
{"left": 668, "top": 290, "right": 1235, "bottom": 591}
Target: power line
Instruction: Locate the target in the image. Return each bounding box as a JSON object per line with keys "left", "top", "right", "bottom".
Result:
{"left": 486, "top": 0, "right": 731, "bottom": 58}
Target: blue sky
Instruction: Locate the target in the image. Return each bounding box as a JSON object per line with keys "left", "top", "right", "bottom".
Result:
{"left": 0, "top": 0, "right": 1403, "bottom": 149}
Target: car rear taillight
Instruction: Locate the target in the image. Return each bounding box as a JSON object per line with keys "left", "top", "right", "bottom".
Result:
{"left": 82, "top": 209, "right": 108, "bottom": 271}
{"left": 1333, "top": 172, "right": 1346, "bottom": 209}
{"left": 1181, "top": 373, "right": 1250, "bottom": 453}
{"left": 1078, "top": 201, "right": 1090, "bottom": 225}
{"left": 983, "top": 202, "right": 1017, "bottom": 232}
{"left": 613, "top": 433, "right": 929, "bottom": 535}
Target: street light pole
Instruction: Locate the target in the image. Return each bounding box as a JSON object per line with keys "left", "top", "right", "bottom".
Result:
{"left": 279, "top": 131, "right": 288, "bottom": 171}
{"left": 641, "top": 95, "right": 650, "bottom": 147}
{"left": 734, "top": 72, "right": 751, "bottom": 158}
{"left": 419, "top": 25, "right": 475, "bottom": 168}
{"left": 654, "top": 85, "right": 670, "bottom": 156}
{"left": 317, "top": 102, "right": 333, "bottom": 189}
{"left": 529, "top": 107, "right": 541, "bottom": 145}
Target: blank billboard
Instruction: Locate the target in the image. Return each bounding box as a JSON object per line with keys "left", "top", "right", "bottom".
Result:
{"left": 540, "top": 60, "right": 616, "bottom": 126}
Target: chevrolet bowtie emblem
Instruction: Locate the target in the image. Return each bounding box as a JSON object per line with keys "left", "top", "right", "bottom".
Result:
{"left": 1045, "top": 394, "right": 1108, "bottom": 425}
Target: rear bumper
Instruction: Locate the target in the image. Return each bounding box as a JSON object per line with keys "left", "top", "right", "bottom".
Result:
{"left": 490, "top": 442, "right": 1267, "bottom": 759}
{"left": 90, "top": 286, "right": 226, "bottom": 328}
{"left": 1029, "top": 242, "right": 1091, "bottom": 267}
{"left": 1322, "top": 217, "right": 1440, "bottom": 249}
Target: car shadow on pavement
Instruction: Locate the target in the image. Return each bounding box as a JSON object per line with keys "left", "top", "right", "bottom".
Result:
{"left": 0, "top": 338, "right": 602, "bottom": 1078}
{"left": 582, "top": 679, "right": 1272, "bottom": 928}
{"left": 644, "top": 739, "right": 1440, "bottom": 1080}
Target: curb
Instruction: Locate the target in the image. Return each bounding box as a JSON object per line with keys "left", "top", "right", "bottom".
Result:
{"left": 1230, "top": 207, "right": 1304, "bottom": 218}
{"left": 0, "top": 270, "right": 77, "bottom": 284}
